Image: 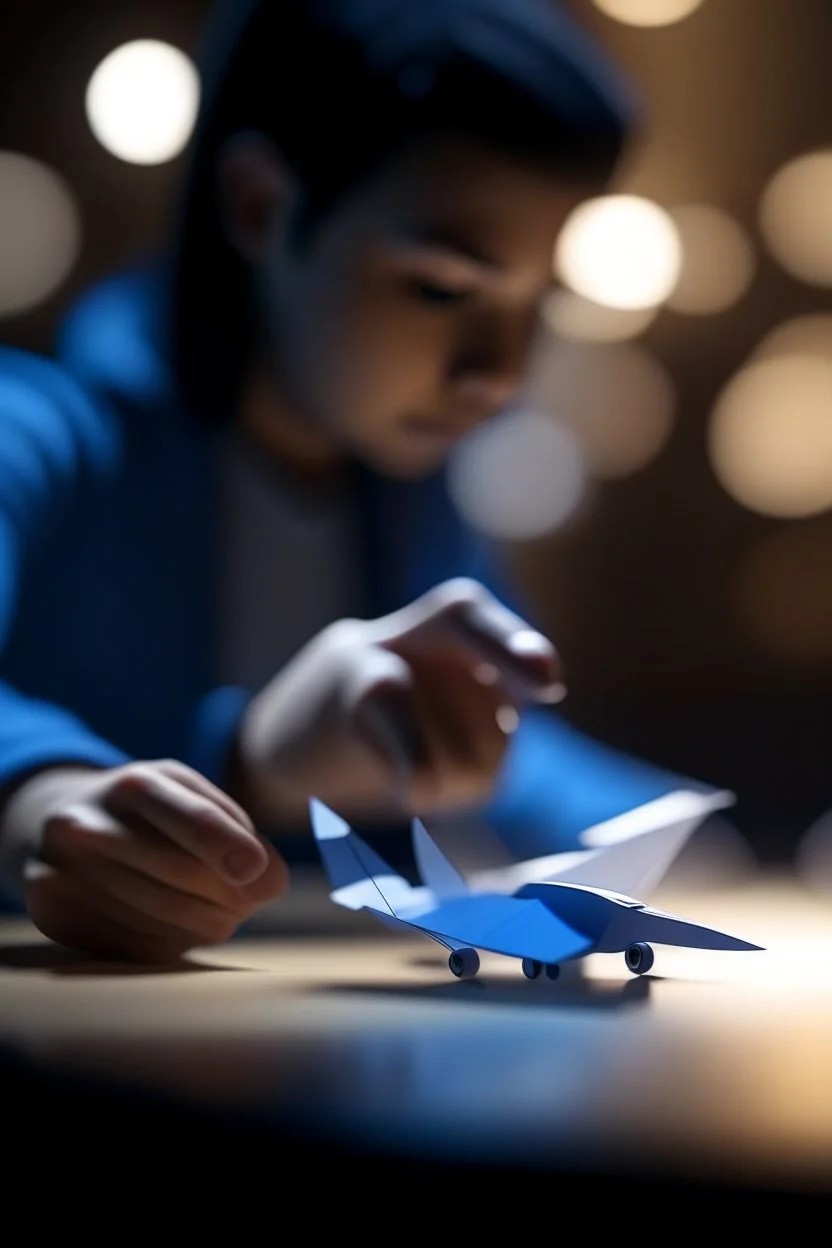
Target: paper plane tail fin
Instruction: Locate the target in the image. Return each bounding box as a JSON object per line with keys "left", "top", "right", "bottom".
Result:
{"left": 411, "top": 818, "right": 468, "bottom": 900}
{"left": 309, "top": 799, "right": 424, "bottom": 916}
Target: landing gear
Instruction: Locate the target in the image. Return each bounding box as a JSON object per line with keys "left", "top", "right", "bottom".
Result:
{"left": 522, "top": 958, "right": 561, "bottom": 981}
{"left": 625, "top": 942, "right": 654, "bottom": 975}
{"left": 449, "top": 948, "right": 480, "bottom": 979}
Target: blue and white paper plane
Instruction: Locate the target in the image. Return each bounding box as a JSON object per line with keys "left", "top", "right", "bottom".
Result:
{"left": 309, "top": 790, "right": 764, "bottom": 980}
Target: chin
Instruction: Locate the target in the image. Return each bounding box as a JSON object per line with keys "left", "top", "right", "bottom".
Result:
{"left": 359, "top": 424, "right": 462, "bottom": 479}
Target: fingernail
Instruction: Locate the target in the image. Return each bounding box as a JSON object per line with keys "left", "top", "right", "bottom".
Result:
{"left": 537, "top": 681, "right": 568, "bottom": 704}
{"left": 224, "top": 849, "right": 263, "bottom": 882}
{"left": 508, "top": 629, "right": 553, "bottom": 659}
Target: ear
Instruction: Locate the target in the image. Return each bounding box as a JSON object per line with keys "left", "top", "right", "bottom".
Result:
{"left": 217, "top": 131, "right": 297, "bottom": 262}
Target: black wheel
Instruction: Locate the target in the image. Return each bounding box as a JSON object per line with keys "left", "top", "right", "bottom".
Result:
{"left": 625, "top": 942, "right": 654, "bottom": 975}
{"left": 545, "top": 963, "right": 561, "bottom": 981}
{"left": 522, "top": 958, "right": 542, "bottom": 980}
{"left": 449, "top": 948, "right": 480, "bottom": 979}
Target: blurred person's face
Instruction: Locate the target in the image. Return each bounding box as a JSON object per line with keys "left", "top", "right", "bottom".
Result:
{"left": 220, "top": 132, "right": 598, "bottom": 479}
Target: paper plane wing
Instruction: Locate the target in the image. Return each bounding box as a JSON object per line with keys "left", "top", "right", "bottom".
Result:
{"left": 603, "top": 903, "right": 765, "bottom": 952}
{"left": 471, "top": 789, "right": 735, "bottom": 900}
{"left": 397, "top": 893, "right": 594, "bottom": 963}
{"left": 559, "top": 789, "right": 735, "bottom": 898}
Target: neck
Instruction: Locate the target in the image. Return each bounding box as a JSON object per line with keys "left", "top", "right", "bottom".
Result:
{"left": 237, "top": 365, "right": 345, "bottom": 484}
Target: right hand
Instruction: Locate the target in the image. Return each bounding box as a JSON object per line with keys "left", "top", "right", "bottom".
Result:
{"left": 3, "top": 759, "right": 289, "bottom": 962}
{"left": 236, "top": 577, "right": 565, "bottom": 826}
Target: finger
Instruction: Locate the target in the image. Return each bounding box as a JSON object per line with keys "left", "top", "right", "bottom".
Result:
{"left": 23, "top": 860, "right": 194, "bottom": 963}
{"left": 442, "top": 595, "right": 564, "bottom": 699}
{"left": 389, "top": 579, "right": 566, "bottom": 703}
{"left": 104, "top": 768, "right": 269, "bottom": 885}
{"left": 344, "top": 647, "right": 428, "bottom": 786}
{"left": 60, "top": 853, "right": 245, "bottom": 947}
{"left": 234, "top": 837, "right": 292, "bottom": 906}
{"left": 406, "top": 686, "right": 489, "bottom": 811}
{"left": 154, "top": 759, "right": 256, "bottom": 836}
{"left": 42, "top": 806, "right": 291, "bottom": 911}
{"left": 450, "top": 671, "right": 520, "bottom": 778}
{"left": 42, "top": 804, "right": 238, "bottom": 907}
{"left": 347, "top": 642, "right": 517, "bottom": 811}
{"left": 406, "top": 662, "right": 515, "bottom": 810}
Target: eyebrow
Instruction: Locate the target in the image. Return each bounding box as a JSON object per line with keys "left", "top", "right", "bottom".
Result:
{"left": 398, "top": 225, "right": 504, "bottom": 273}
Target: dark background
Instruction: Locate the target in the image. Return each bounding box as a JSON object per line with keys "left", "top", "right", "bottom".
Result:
{"left": 1, "top": 0, "right": 830, "bottom": 863}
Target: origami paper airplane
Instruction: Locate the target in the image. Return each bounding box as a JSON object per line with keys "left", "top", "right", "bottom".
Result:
{"left": 310, "top": 790, "right": 764, "bottom": 980}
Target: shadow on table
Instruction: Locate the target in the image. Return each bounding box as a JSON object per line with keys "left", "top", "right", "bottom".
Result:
{"left": 324, "top": 964, "right": 654, "bottom": 1012}
{"left": 0, "top": 942, "right": 232, "bottom": 977}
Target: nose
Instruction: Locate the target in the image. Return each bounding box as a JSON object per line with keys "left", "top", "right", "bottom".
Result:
{"left": 448, "top": 311, "right": 532, "bottom": 418}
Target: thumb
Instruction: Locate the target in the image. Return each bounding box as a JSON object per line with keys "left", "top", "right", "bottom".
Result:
{"left": 343, "top": 646, "right": 427, "bottom": 780}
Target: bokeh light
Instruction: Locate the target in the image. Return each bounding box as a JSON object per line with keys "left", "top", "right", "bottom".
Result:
{"left": 708, "top": 355, "right": 832, "bottom": 517}
{"left": 447, "top": 407, "right": 587, "bottom": 540}
{"left": 759, "top": 149, "right": 832, "bottom": 287}
{"left": 0, "top": 151, "right": 81, "bottom": 318}
{"left": 666, "top": 204, "right": 756, "bottom": 315}
{"left": 85, "top": 40, "right": 200, "bottom": 165}
{"left": 737, "top": 526, "right": 832, "bottom": 663}
{"left": 753, "top": 314, "right": 832, "bottom": 363}
{"left": 555, "top": 195, "right": 682, "bottom": 310}
{"left": 592, "top": 0, "right": 705, "bottom": 26}
{"left": 541, "top": 288, "right": 658, "bottom": 342}
{"left": 527, "top": 339, "right": 676, "bottom": 478}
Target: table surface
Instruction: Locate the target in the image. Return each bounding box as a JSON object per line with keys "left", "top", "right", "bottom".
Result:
{"left": 2, "top": 861, "right": 832, "bottom": 1197}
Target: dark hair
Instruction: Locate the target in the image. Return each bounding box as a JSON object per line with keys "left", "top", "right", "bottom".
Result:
{"left": 166, "top": 0, "right": 639, "bottom": 424}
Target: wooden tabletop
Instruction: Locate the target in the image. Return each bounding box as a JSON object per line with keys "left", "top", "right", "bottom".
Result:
{"left": 2, "top": 864, "right": 831, "bottom": 1197}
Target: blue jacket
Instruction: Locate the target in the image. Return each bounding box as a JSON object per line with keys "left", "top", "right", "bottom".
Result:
{"left": 0, "top": 268, "right": 683, "bottom": 881}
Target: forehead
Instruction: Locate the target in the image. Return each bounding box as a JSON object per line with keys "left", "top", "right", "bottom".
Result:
{"left": 336, "top": 133, "right": 599, "bottom": 264}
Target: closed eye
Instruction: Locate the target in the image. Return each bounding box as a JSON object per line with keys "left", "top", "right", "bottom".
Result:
{"left": 407, "top": 278, "right": 473, "bottom": 307}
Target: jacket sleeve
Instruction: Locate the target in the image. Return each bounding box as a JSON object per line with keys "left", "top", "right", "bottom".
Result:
{"left": 0, "top": 350, "right": 131, "bottom": 793}
{"left": 186, "top": 685, "right": 251, "bottom": 789}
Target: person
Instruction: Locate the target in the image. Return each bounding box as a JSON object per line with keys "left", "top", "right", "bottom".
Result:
{"left": 0, "top": 0, "right": 685, "bottom": 963}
